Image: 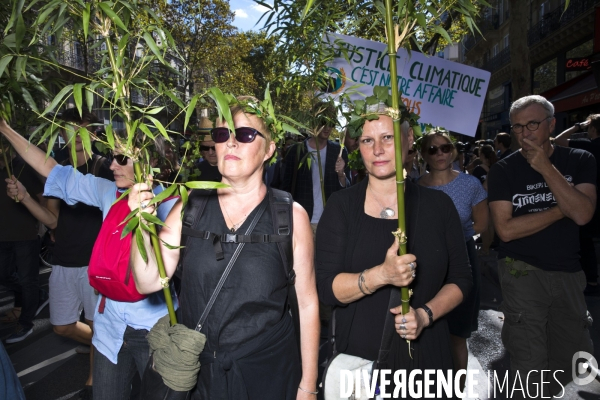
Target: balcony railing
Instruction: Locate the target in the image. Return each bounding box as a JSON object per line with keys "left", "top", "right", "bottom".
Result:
{"left": 482, "top": 47, "right": 511, "bottom": 73}
{"left": 528, "top": 0, "right": 600, "bottom": 46}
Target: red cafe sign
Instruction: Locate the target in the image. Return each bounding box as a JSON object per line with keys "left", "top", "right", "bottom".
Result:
{"left": 566, "top": 57, "right": 592, "bottom": 72}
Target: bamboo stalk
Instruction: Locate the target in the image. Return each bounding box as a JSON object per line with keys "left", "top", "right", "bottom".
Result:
{"left": 134, "top": 162, "right": 177, "bottom": 326}
{"left": 1, "top": 141, "right": 19, "bottom": 202}
{"left": 384, "top": 0, "right": 410, "bottom": 315}
{"left": 314, "top": 134, "right": 327, "bottom": 207}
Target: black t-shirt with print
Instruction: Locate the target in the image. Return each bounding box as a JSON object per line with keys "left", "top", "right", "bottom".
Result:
{"left": 50, "top": 155, "right": 114, "bottom": 267}
{"left": 488, "top": 147, "right": 597, "bottom": 272}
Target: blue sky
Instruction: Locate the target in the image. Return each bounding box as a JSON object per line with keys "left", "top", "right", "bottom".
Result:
{"left": 229, "top": 0, "right": 271, "bottom": 32}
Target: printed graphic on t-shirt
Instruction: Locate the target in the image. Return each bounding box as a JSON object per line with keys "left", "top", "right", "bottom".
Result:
{"left": 512, "top": 175, "right": 573, "bottom": 212}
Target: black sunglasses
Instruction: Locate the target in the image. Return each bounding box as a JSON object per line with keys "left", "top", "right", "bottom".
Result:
{"left": 200, "top": 145, "right": 216, "bottom": 152}
{"left": 111, "top": 154, "right": 129, "bottom": 166}
{"left": 427, "top": 143, "right": 453, "bottom": 155}
{"left": 210, "top": 127, "right": 265, "bottom": 144}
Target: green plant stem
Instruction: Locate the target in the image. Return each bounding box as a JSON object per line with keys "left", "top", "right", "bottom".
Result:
{"left": 1, "top": 141, "right": 19, "bottom": 202}
{"left": 384, "top": 0, "right": 409, "bottom": 314}
{"left": 314, "top": 135, "right": 327, "bottom": 207}
{"left": 133, "top": 162, "right": 177, "bottom": 326}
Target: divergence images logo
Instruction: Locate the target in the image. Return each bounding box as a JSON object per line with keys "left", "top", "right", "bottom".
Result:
{"left": 572, "top": 351, "right": 598, "bottom": 386}
{"left": 319, "top": 67, "right": 346, "bottom": 94}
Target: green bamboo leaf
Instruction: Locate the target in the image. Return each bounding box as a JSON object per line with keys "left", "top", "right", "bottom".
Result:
{"left": 116, "top": 33, "right": 130, "bottom": 68}
{"left": 138, "top": 122, "right": 155, "bottom": 140}
{"left": 160, "top": 238, "right": 184, "bottom": 250}
{"left": 184, "top": 94, "right": 199, "bottom": 132}
{"left": 82, "top": 3, "right": 91, "bottom": 40}
{"left": 42, "top": 84, "right": 73, "bottom": 116}
{"left": 121, "top": 216, "right": 139, "bottom": 239}
{"left": 105, "top": 124, "right": 115, "bottom": 149}
{"left": 184, "top": 181, "right": 228, "bottom": 189}
{"left": 145, "top": 116, "right": 168, "bottom": 139}
{"left": 98, "top": 2, "right": 129, "bottom": 32}
{"left": 208, "top": 87, "right": 233, "bottom": 132}
{"left": 144, "top": 106, "right": 165, "bottom": 115}
{"left": 416, "top": 12, "right": 426, "bottom": 28}
{"left": 73, "top": 83, "right": 84, "bottom": 118}
{"left": 20, "top": 87, "right": 39, "bottom": 114}
{"left": 143, "top": 32, "right": 165, "bottom": 64}
{"left": 148, "top": 183, "right": 177, "bottom": 206}
{"left": 85, "top": 87, "right": 94, "bottom": 112}
{"left": 15, "top": 13, "right": 25, "bottom": 53}
{"left": 3, "top": 34, "right": 16, "bottom": 48}
{"left": 141, "top": 212, "right": 166, "bottom": 227}
{"left": 0, "top": 56, "right": 14, "bottom": 78}
{"left": 163, "top": 90, "right": 184, "bottom": 109}
{"left": 35, "top": 1, "right": 60, "bottom": 26}
{"left": 135, "top": 227, "right": 148, "bottom": 263}
{"left": 78, "top": 127, "right": 92, "bottom": 158}
{"left": 179, "top": 185, "right": 188, "bottom": 218}
{"left": 15, "top": 56, "right": 27, "bottom": 81}
{"left": 301, "top": 0, "right": 315, "bottom": 20}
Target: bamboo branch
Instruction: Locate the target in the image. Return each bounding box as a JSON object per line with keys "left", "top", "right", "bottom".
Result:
{"left": 384, "top": 0, "right": 411, "bottom": 351}
{"left": 133, "top": 162, "right": 177, "bottom": 325}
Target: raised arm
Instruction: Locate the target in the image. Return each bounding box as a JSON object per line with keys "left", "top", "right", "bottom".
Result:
{"left": 0, "top": 120, "right": 57, "bottom": 177}
{"left": 6, "top": 176, "right": 58, "bottom": 228}
{"left": 291, "top": 202, "right": 320, "bottom": 398}
{"left": 129, "top": 182, "right": 183, "bottom": 294}
{"left": 553, "top": 120, "right": 589, "bottom": 147}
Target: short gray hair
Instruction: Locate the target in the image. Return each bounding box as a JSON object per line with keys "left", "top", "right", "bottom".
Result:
{"left": 509, "top": 95, "right": 554, "bottom": 122}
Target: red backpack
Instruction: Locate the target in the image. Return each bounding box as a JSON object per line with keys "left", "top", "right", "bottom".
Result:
{"left": 88, "top": 192, "right": 145, "bottom": 302}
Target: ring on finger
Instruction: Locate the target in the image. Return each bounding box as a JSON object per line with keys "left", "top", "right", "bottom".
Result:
{"left": 400, "top": 323, "right": 406, "bottom": 330}
{"left": 401, "top": 334, "right": 406, "bottom": 339}
{"left": 402, "top": 317, "right": 407, "bottom": 323}
{"left": 412, "top": 271, "right": 416, "bottom": 278}
{"left": 409, "top": 262, "right": 416, "bottom": 271}
{"left": 141, "top": 202, "right": 148, "bottom": 209}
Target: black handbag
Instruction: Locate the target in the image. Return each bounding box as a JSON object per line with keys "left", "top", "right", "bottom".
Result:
{"left": 139, "top": 198, "right": 268, "bottom": 400}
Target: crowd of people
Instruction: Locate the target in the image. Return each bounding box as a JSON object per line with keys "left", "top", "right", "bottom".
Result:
{"left": 0, "top": 93, "right": 598, "bottom": 399}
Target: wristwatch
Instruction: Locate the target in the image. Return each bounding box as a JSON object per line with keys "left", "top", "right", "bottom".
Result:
{"left": 420, "top": 304, "right": 434, "bottom": 327}
{"left": 574, "top": 122, "right": 582, "bottom": 131}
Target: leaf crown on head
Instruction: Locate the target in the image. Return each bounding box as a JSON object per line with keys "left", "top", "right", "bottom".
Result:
{"left": 222, "top": 86, "right": 303, "bottom": 146}
{"left": 346, "top": 86, "right": 420, "bottom": 139}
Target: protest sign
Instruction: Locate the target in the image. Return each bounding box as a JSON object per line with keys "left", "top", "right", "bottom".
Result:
{"left": 323, "top": 33, "right": 491, "bottom": 136}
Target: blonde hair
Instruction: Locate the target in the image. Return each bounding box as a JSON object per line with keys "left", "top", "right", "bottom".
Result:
{"left": 228, "top": 96, "right": 273, "bottom": 152}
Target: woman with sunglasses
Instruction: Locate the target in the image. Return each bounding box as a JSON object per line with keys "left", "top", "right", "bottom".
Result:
{"left": 316, "top": 103, "right": 471, "bottom": 397}
{"left": 128, "top": 96, "right": 320, "bottom": 400}
{"left": 417, "top": 130, "right": 488, "bottom": 390}
{"left": 0, "top": 120, "right": 178, "bottom": 400}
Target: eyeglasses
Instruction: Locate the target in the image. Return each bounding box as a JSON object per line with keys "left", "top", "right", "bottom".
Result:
{"left": 427, "top": 143, "right": 453, "bottom": 155}
{"left": 210, "top": 127, "right": 265, "bottom": 144}
{"left": 111, "top": 154, "right": 129, "bottom": 166}
{"left": 200, "top": 145, "right": 216, "bottom": 152}
{"left": 511, "top": 117, "right": 552, "bottom": 134}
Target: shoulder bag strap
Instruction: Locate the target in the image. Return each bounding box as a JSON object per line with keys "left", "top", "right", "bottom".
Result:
{"left": 268, "top": 189, "right": 300, "bottom": 353}
{"left": 177, "top": 190, "right": 211, "bottom": 271}
{"left": 376, "top": 185, "right": 420, "bottom": 369}
{"left": 194, "top": 197, "right": 268, "bottom": 332}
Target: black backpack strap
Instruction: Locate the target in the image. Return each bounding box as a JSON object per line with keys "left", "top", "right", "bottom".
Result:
{"left": 177, "top": 189, "right": 212, "bottom": 273}
{"left": 268, "top": 188, "right": 300, "bottom": 354}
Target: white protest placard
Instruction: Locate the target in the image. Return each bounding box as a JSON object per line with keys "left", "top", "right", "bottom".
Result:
{"left": 322, "top": 33, "right": 491, "bottom": 137}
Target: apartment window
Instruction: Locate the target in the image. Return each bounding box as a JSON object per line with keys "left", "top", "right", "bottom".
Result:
{"left": 492, "top": 44, "right": 499, "bottom": 57}
{"left": 499, "top": 0, "right": 504, "bottom": 24}
{"left": 503, "top": 34, "right": 509, "bottom": 49}
{"left": 533, "top": 58, "right": 557, "bottom": 95}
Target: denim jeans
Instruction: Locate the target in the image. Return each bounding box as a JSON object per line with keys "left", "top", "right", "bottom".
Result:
{"left": 93, "top": 326, "right": 150, "bottom": 400}
{"left": 0, "top": 239, "right": 41, "bottom": 330}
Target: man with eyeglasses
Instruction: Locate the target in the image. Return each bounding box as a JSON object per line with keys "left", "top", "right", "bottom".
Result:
{"left": 487, "top": 95, "right": 597, "bottom": 397}
{"left": 196, "top": 135, "right": 222, "bottom": 182}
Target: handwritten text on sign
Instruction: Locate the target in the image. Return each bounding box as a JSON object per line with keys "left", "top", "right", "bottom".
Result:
{"left": 323, "top": 34, "right": 491, "bottom": 137}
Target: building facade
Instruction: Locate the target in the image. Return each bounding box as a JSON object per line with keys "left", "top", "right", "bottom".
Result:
{"left": 462, "top": 0, "right": 600, "bottom": 139}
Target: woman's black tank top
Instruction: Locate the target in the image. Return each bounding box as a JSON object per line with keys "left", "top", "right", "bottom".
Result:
{"left": 178, "top": 193, "right": 288, "bottom": 351}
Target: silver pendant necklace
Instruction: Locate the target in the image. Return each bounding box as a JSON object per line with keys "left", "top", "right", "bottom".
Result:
{"left": 369, "top": 185, "right": 396, "bottom": 219}
{"left": 219, "top": 196, "right": 249, "bottom": 232}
